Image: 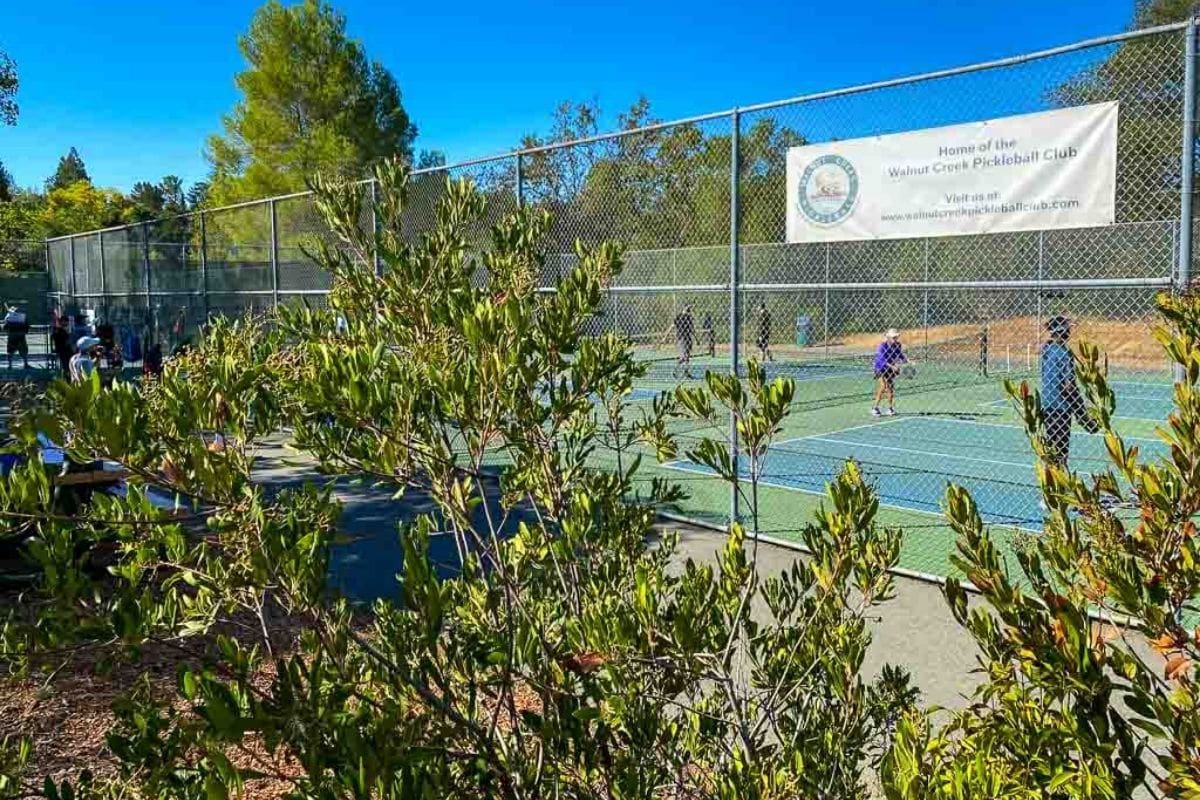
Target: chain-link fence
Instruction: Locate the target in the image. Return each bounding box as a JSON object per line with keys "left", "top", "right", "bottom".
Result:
{"left": 42, "top": 20, "right": 1200, "bottom": 579}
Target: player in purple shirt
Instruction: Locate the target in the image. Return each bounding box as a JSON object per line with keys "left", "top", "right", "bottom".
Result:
{"left": 871, "top": 328, "right": 907, "bottom": 417}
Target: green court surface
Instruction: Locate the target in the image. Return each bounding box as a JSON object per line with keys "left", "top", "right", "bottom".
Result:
{"left": 607, "top": 347, "right": 1171, "bottom": 582}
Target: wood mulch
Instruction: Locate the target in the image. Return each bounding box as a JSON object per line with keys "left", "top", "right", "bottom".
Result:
{"left": 0, "top": 618, "right": 307, "bottom": 799}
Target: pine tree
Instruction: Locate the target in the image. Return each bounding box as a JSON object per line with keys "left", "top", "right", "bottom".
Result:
{"left": 46, "top": 147, "right": 90, "bottom": 192}
{"left": 206, "top": 0, "right": 417, "bottom": 205}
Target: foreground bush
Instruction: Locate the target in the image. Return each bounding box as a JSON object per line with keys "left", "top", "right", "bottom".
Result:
{"left": 0, "top": 163, "right": 913, "bottom": 800}
{"left": 4, "top": 159, "right": 1200, "bottom": 799}
{"left": 885, "top": 292, "right": 1200, "bottom": 799}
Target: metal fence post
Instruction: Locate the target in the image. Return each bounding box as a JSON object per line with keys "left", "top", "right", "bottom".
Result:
{"left": 68, "top": 238, "right": 78, "bottom": 303}
{"left": 142, "top": 222, "right": 152, "bottom": 313}
{"left": 1178, "top": 16, "right": 1198, "bottom": 382}
{"left": 823, "top": 243, "right": 831, "bottom": 357}
{"left": 729, "top": 108, "right": 741, "bottom": 528}
{"left": 200, "top": 213, "right": 209, "bottom": 321}
{"left": 44, "top": 241, "right": 53, "bottom": 322}
{"left": 269, "top": 199, "right": 280, "bottom": 309}
{"left": 922, "top": 239, "right": 930, "bottom": 360}
{"left": 1036, "top": 230, "right": 1045, "bottom": 343}
{"left": 672, "top": 249, "right": 678, "bottom": 321}
{"left": 98, "top": 231, "right": 107, "bottom": 321}
{"left": 369, "top": 179, "right": 382, "bottom": 277}
{"left": 515, "top": 153, "right": 524, "bottom": 208}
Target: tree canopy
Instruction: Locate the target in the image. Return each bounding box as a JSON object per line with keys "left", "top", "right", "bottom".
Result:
{"left": 38, "top": 180, "right": 128, "bottom": 237}
{"left": 205, "top": 0, "right": 417, "bottom": 206}
{"left": 0, "top": 158, "right": 12, "bottom": 203}
{"left": 0, "top": 50, "right": 16, "bottom": 126}
{"left": 45, "top": 147, "right": 90, "bottom": 193}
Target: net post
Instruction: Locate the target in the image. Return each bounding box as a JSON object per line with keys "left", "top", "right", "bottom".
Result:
{"left": 729, "top": 108, "right": 741, "bottom": 529}
{"left": 1178, "top": 16, "right": 1198, "bottom": 383}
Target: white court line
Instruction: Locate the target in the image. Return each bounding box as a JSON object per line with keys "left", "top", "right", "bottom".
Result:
{"left": 974, "top": 396, "right": 1165, "bottom": 426}
{"left": 1109, "top": 380, "right": 1177, "bottom": 391}
{"left": 656, "top": 459, "right": 1043, "bottom": 534}
{"left": 774, "top": 415, "right": 906, "bottom": 447}
{"left": 919, "top": 414, "right": 1166, "bottom": 445}
{"left": 799, "top": 434, "right": 1035, "bottom": 471}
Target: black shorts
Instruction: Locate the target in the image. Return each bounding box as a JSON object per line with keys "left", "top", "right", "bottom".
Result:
{"left": 874, "top": 367, "right": 897, "bottom": 384}
{"left": 1042, "top": 406, "right": 1073, "bottom": 466}
{"left": 7, "top": 336, "right": 27, "bottom": 356}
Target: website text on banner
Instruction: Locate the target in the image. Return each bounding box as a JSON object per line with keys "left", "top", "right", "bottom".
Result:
{"left": 785, "top": 102, "right": 1118, "bottom": 244}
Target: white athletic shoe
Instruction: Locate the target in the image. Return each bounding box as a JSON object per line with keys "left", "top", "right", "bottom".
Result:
{"left": 871, "top": 407, "right": 882, "bottom": 417}
{"left": 885, "top": 407, "right": 896, "bottom": 416}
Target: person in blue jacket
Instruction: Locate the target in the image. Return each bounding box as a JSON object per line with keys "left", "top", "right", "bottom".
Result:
{"left": 1040, "top": 316, "right": 1098, "bottom": 468}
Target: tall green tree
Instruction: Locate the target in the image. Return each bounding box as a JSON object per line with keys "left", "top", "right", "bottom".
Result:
{"left": 206, "top": 0, "right": 417, "bottom": 205}
{"left": 45, "top": 147, "right": 89, "bottom": 193}
{"left": 0, "top": 158, "right": 13, "bottom": 202}
{"left": 186, "top": 180, "right": 210, "bottom": 210}
{"left": 0, "top": 190, "right": 45, "bottom": 245}
{"left": 1131, "top": 0, "right": 1196, "bottom": 25}
{"left": 0, "top": 50, "right": 16, "bottom": 125}
{"left": 159, "top": 175, "right": 186, "bottom": 214}
{"left": 38, "top": 180, "right": 127, "bottom": 236}
{"left": 1049, "top": 0, "right": 1196, "bottom": 223}
{"left": 124, "top": 180, "right": 166, "bottom": 223}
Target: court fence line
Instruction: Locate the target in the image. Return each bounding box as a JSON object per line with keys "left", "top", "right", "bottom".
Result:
{"left": 38, "top": 18, "right": 1200, "bottom": 549}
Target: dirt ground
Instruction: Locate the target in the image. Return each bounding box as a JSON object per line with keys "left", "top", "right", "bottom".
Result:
{"left": 831, "top": 316, "right": 1162, "bottom": 370}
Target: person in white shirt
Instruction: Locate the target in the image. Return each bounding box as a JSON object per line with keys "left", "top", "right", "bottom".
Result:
{"left": 69, "top": 336, "right": 103, "bottom": 384}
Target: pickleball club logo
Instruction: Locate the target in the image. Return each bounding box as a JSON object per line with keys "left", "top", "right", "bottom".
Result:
{"left": 797, "top": 154, "right": 859, "bottom": 225}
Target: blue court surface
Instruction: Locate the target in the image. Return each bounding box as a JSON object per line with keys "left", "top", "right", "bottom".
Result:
{"left": 983, "top": 380, "right": 1176, "bottom": 422}
{"left": 665, "top": 415, "right": 1168, "bottom": 530}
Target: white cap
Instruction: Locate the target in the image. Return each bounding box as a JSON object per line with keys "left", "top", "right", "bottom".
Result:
{"left": 76, "top": 336, "right": 101, "bottom": 352}
{"left": 885, "top": 328, "right": 899, "bottom": 340}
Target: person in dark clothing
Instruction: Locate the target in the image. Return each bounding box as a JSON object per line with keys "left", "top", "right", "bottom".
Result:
{"left": 4, "top": 306, "right": 30, "bottom": 370}
{"left": 701, "top": 312, "right": 715, "bottom": 358}
{"left": 96, "top": 319, "right": 121, "bottom": 369}
{"left": 978, "top": 324, "right": 989, "bottom": 377}
{"left": 72, "top": 312, "right": 91, "bottom": 343}
{"left": 674, "top": 305, "right": 695, "bottom": 379}
{"left": 1039, "top": 316, "right": 1098, "bottom": 469}
{"left": 143, "top": 341, "right": 164, "bottom": 378}
{"left": 756, "top": 302, "right": 773, "bottom": 362}
{"left": 51, "top": 318, "right": 74, "bottom": 377}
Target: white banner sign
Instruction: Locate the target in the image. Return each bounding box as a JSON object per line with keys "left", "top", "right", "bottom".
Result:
{"left": 785, "top": 102, "right": 1118, "bottom": 243}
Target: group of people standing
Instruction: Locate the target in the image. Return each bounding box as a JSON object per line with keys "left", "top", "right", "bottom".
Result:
{"left": 48, "top": 310, "right": 164, "bottom": 383}
{"left": 672, "top": 302, "right": 775, "bottom": 379}
{"left": 50, "top": 312, "right": 114, "bottom": 383}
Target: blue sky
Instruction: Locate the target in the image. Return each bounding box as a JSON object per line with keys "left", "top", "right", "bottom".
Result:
{"left": 0, "top": 0, "right": 1136, "bottom": 193}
